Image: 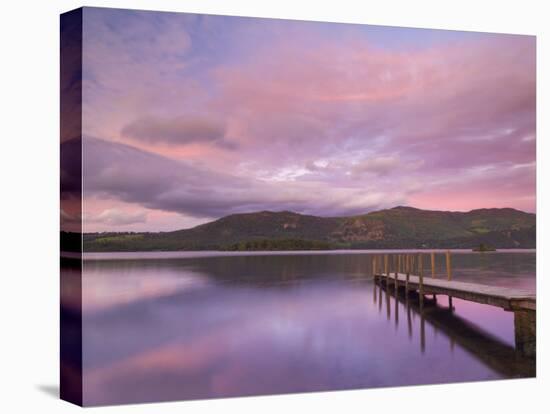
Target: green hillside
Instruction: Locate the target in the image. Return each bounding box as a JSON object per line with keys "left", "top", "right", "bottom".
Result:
{"left": 81, "top": 206, "right": 536, "bottom": 251}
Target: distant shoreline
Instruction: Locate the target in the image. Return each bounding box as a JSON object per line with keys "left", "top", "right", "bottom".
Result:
{"left": 63, "top": 207, "right": 536, "bottom": 253}
{"left": 78, "top": 248, "right": 536, "bottom": 261}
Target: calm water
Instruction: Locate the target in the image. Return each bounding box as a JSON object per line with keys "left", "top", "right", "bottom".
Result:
{"left": 72, "top": 250, "right": 535, "bottom": 405}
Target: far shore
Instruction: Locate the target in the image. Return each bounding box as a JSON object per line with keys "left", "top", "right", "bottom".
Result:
{"left": 73, "top": 248, "right": 536, "bottom": 261}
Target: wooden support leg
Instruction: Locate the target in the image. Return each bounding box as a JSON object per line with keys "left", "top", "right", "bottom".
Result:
{"left": 405, "top": 254, "right": 410, "bottom": 293}
{"left": 419, "top": 254, "right": 424, "bottom": 309}
{"left": 514, "top": 309, "right": 536, "bottom": 358}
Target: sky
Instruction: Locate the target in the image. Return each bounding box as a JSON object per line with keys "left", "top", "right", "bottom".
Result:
{"left": 70, "top": 7, "right": 535, "bottom": 232}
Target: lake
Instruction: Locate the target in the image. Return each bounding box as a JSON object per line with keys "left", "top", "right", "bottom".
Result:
{"left": 71, "top": 250, "right": 535, "bottom": 405}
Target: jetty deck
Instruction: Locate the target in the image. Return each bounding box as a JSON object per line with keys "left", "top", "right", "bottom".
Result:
{"left": 375, "top": 272, "right": 535, "bottom": 311}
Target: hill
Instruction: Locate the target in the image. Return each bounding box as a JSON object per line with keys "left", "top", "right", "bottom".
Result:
{"left": 81, "top": 206, "right": 536, "bottom": 251}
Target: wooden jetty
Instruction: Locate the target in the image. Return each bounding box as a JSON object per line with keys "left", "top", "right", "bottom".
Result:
{"left": 372, "top": 251, "right": 536, "bottom": 358}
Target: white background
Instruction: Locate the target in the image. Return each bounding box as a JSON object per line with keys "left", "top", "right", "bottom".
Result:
{"left": 0, "top": 0, "right": 548, "bottom": 412}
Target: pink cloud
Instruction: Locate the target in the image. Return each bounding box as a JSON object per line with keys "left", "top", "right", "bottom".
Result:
{"left": 82, "top": 196, "right": 207, "bottom": 233}
{"left": 81, "top": 11, "right": 535, "bottom": 229}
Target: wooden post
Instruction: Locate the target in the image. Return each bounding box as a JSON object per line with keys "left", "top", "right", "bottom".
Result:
{"left": 384, "top": 254, "right": 389, "bottom": 277}
{"left": 385, "top": 286, "right": 391, "bottom": 320}
{"left": 397, "top": 254, "right": 401, "bottom": 274}
{"left": 394, "top": 255, "right": 398, "bottom": 291}
{"left": 398, "top": 254, "right": 401, "bottom": 274}
{"left": 446, "top": 250, "right": 452, "bottom": 281}
{"left": 373, "top": 256, "right": 377, "bottom": 280}
{"left": 514, "top": 309, "right": 536, "bottom": 358}
{"left": 406, "top": 254, "right": 410, "bottom": 292}
{"left": 419, "top": 254, "right": 424, "bottom": 308}
{"left": 445, "top": 250, "right": 452, "bottom": 308}
{"left": 430, "top": 251, "right": 436, "bottom": 300}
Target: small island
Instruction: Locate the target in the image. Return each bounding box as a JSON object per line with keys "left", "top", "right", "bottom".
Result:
{"left": 473, "top": 243, "right": 497, "bottom": 252}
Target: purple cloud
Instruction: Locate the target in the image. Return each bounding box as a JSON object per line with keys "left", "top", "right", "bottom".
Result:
{"left": 121, "top": 115, "right": 236, "bottom": 149}
{"left": 79, "top": 136, "right": 406, "bottom": 220}
{"left": 78, "top": 8, "right": 536, "bottom": 230}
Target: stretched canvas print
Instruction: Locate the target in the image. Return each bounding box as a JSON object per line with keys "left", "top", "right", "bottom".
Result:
{"left": 60, "top": 6, "right": 536, "bottom": 407}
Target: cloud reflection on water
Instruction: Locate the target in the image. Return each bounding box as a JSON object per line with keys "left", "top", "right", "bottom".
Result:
{"left": 81, "top": 252, "right": 534, "bottom": 405}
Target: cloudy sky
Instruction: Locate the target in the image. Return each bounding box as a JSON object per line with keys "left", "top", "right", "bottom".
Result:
{"left": 74, "top": 7, "right": 536, "bottom": 232}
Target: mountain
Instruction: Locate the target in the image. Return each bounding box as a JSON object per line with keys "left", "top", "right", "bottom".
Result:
{"left": 81, "top": 206, "right": 536, "bottom": 251}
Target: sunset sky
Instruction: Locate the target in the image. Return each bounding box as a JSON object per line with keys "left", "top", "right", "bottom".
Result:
{"left": 74, "top": 7, "right": 536, "bottom": 232}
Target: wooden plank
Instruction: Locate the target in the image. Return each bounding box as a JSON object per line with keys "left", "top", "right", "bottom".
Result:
{"left": 377, "top": 273, "right": 535, "bottom": 300}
